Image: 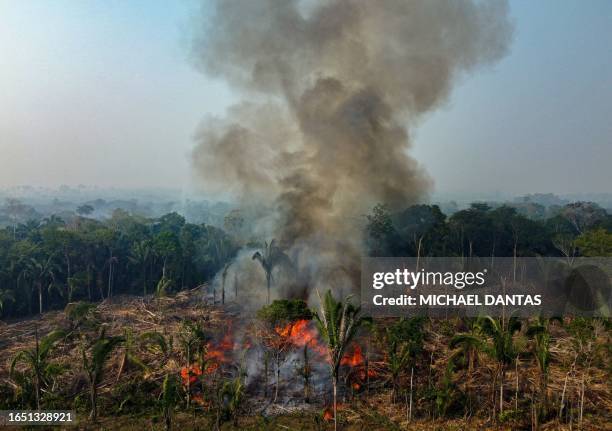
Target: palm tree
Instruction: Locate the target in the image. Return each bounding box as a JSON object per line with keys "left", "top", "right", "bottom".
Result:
{"left": 28, "top": 255, "right": 59, "bottom": 315}
{"left": 313, "top": 290, "right": 370, "bottom": 431}
{"left": 65, "top": 301, "right": 98, "bottom": 332}
{"left": 155, "top": 276, "right": 173, "bottom": 298}
{"left": 115, "top": 328, "right": 148, "bottom": 382}
{"left": 178, "top": 321, "right": 210, "bottom": 408}
{"left": 64, "top": 272, "right": 89, "bottom": 303}
{"left": 252, "top": 240, "right": 292, "bottom": 304}
{"left": 160, "top": 373, "right": 181, "bottom": 431}
{"left": 139, "top": 331, "right": 169, "bottom": 356}
{"left": 202, "top": 226, "right": 233, "bottom": 270}
{"left": 217, "top": 378, "right": 244, "bottom": 426}
{"left": 115, "top": 329, "right": 169, "bottom": 383}
{"left": 527, "top": 316, "right": 560, "bottom": 424}
{"left": 478, "top": 315, "right": 522, "bottom": 418}
{"left": 381, "top": 318, "right": 424, "bottom": 403}
{"left": 10, "top": 329, "right": 66, "bottom": 409}
{"left": 449, "top": 318, "right": 486, "bottom": 416}
{"left": 9, "top": 241, "right": 39, "bottom": 313}
{"left": 81, "top": 327, "right": 124, "bottom": 420}
{"left": 17, "top": 264, "right": 35, "bottom": 315}
{"left": 129, "top": 240, "right": 151, "bottom": 296}
{"left": 450, "top": 332, "right": 483, "bottom": 376}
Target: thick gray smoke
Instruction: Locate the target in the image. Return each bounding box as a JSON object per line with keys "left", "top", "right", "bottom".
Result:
{"left": 192, "top": 0, "right": 513, "bottom": 300}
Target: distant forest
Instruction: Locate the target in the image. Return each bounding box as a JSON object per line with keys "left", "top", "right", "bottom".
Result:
{"left": 0, "top": 198, "right": 611, "bottom": 320}
{"left": 0, "top": 207, "right": 238, "bottom": 319}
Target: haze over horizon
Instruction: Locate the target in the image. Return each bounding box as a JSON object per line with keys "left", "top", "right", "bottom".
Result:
{"left": 1, "top": 0, "right": 611, "bottom": 196}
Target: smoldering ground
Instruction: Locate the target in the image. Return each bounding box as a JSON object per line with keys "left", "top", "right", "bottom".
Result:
{"left": 191, "top": 0, "right": 513, "bottom": 303}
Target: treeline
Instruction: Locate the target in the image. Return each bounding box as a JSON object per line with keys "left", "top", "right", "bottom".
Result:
{"left": 365, "top": 201, "right": 612, "bottom": 258}
{"left": 0, "top": 209, "right": 237, "bottom": 319}
{"left": 1, "top": 200, "right": 611, "bottom": 320}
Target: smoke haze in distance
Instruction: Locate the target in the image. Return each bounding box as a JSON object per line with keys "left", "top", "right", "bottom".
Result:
{"left": 2, "top": 2, "right": 610, "bottom": 196}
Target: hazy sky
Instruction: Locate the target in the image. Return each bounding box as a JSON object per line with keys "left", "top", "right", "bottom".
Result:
{"left": 0, "top": 0, "right": 611, "bottom": 196}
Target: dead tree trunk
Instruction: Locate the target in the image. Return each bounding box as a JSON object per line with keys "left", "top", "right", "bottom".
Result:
{"left": 409, "top": 366, "right": 414, "bottom": 422}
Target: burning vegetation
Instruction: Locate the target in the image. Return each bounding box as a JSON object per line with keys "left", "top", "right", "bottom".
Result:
{"left": 0, "top": 0, "right": 611, "bottom": 430}
{"left": 1, "top": 288, "right": 609, "bottom": 430}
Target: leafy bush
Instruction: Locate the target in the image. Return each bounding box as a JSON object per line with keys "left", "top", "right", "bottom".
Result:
{"left": 257, "top": 299, "right": 312, "bottom": 324}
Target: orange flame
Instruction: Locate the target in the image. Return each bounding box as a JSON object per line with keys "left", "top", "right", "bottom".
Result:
{"left": 205, "top": 329, "right": 234, "bottom": 369}
{"left": 273, "top": 319, "right": 327, "bottom": 355}
{"left": 192, "top": 393, "right": 209, "bottom": 407}
{"left": 205, "top": 362, "right": 219, "bottom": 374}
{"left": 341, "top": 344, "right": 378, "bottom": 388}
{"left": 323, "top": 407, "right": 334, "bottom": 421}
{"left": 323, "top": 404, "right": 344, "bottom": 421}
{"left": 180, "top": 364, "right": 203, "bottom": 385}
{"left": 340, "top": 344, "right": 364, "bottom": 367}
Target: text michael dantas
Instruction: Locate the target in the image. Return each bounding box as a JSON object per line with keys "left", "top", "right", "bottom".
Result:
{"left": 371, "top": 269, "right": 542, "bottom": 307}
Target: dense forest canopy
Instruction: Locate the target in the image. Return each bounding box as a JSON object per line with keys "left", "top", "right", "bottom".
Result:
{"left": 0, "top": 198, "right": 611, "bottom": 320}
{"left": 0, "top": 207, "right": 238, "bottom": 319}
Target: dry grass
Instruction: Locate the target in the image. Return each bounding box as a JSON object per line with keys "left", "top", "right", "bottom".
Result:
{"left": 0, "top": 290, "right": 610, "bottom": 430}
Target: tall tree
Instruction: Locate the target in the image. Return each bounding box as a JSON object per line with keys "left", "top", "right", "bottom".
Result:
{"left": 365, "top": 204, "right": 397, "bottom": 256}
{"left": 5, "top": 198, "right": 28, "bottom": 239}
{"left": 575, "top": 228, "right": 612, "bottom": 256}
{"left": 28, "top": 255, "right": 59, "bottom": 315}
{"left": 129, "top": 240, "right": 151, "bottom": 296}
{"left": 252, "top": 239, "right": 292, "bottom": 304}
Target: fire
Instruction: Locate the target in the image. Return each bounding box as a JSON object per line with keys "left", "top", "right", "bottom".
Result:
{"left": 323, "top": 407, "right": 334, "bottom": 421}
{"left": 191, "top": 393, "right": 210, "bottom": 407}
{"left": 205, "top": 329, "right": 234, "bottom": 367}
{"left": 205, "top": 362, "right": 219, "bottom": 374}
{"left": 202, "top": 323, "right": 252, "bottom": 373}
{"left": 340, "top": 343, "right": 378, "bottom": 390}
{"left": 180, "top": 364, "right": 202, "bottom": 385}
{"left": 363, "top": 368, "right": 378, "bottom": 379}
{"left": 341, "top": 344, "right": 364, "bottom": 367}
{"left": 274, "top": 319, "right": 327, "bottom": 355}
{"left": 323, "top": 404, "right": 344, "bottom": 421}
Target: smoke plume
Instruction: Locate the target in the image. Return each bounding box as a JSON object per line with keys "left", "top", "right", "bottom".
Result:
{"left": 192, "top": 0, "right": 512, "bottom": 298}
